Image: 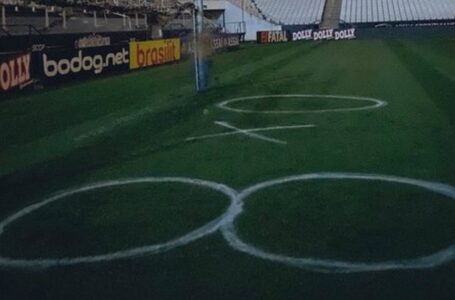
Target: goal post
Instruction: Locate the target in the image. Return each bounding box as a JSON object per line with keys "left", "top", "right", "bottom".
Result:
{"left": 193, "top": 0, "right": 208, "bottom": 92}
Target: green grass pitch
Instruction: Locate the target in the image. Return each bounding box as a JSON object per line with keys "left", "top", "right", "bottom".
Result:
{"left": 0, "top": 38, "right": 454, "bottom": 299}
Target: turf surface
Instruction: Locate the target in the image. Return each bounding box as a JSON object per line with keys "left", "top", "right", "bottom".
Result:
{"left": 0, "top": 38, "right": 454, "bottom": 299}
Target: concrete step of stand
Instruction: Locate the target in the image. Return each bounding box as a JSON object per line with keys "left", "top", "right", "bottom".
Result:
{"left": 320, "top": 0, "right": 342, "bottom": 29}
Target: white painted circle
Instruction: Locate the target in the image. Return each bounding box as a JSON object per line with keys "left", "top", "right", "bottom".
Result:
{"left": 217, "top": 94, "right": 387, "bottom": 114}
{"left": 221, "top": 173, "right": 455, "bottom": 273}
{"left": 2, "top": 173, "right": 453, "bottom": 273}
{"left": 0, "top": 177, "right": 239, "bottom": 269}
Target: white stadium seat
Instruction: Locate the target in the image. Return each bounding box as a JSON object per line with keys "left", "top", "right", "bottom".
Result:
{"left": 252, "top": 0, "right": 326, "bottom": 25}
{"left": 340, "top": 0, "right": 455, "bottom": 24}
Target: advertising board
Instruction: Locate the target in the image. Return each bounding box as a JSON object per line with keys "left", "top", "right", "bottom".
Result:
{"left": 210, "top": 34, "right": 241, "bottom": 50}
{"left": 0, "top": 52, "right": 33, "bottom": 94}
{"left": 35, "top": 44, "right": 129, "bottom": 84}
{"left": 257, "top": 31, "right": 289, "bottom": 44}
{"left": 129, "top": 39, "right": 181, "bottom": 70}
{"left": 75, "top": 34, "right": 111, "bottom": 49}
{"left": 291, "top": 28, "right": 356, "bottom": 41}
{"left": 181, "top": 33, "right": 241, "bottom": 57}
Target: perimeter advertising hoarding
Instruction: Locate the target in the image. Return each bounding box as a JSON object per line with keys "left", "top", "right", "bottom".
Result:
{"left": 0, "top": 31, "right": 148, "bottom": 54}
{"left": 35, "top": 44, "right": 130, "bottom": 84}
{"left": 210, "top": 34, "right": 241, "bottom": 50}
{"left": 75, "top": 34, "right": 111, "bottom": 49}
{"left": 257, "top": 28, "right": 357, "bottom": 43}
{"left": 181, "top": 33, "right": 242, "bottom": 57}
{"left": 129, "top": 39, "right": 181, "bottom": 70}
{"left": 0, "top": 52, "right": 33, "bottom": 94}
{"left": 290, "top": 28, "right": 356, "bottom": 41}
{"left": 257, "top": 31, "right": 289, "bottom": 44}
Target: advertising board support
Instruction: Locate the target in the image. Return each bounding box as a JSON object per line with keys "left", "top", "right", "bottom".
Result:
{"left": 63, "top": 8, "right": 67, "bottom": 29}
{"left": 45, "top": 8, "right": 49, "bottom": 29}
{"left": 1, "top": 6, "right": 6, "bottom": 30}
{"left": 93, "top": 11, "right": 98, "bottom": 27}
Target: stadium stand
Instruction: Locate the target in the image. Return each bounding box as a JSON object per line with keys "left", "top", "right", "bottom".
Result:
{"left": 226, "top": 0, "right": 265, "bottom": 21}
{"left": 320, "top": 0, "right": 343, "bottom": 29}
{"left": 341, "top": 0, "right": 455, "bottom": 24}
{"left": 246, "top": 0, "right": 326, "bottom": 25}
{"left": 4, "top": 15, "right": 147, "bottom": 35}
{"left": 0, "top": 1, "right": 181, "bottom": 36}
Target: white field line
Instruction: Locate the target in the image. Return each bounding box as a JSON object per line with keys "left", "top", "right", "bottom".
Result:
{"left": 186, "top": 124, "right": 316, "bottom": 142}
{"left": 0, "top": 177, "right": 239, "bottom": 269}
{"left": 213, "top": 121, "right": 288, "bottom": 145}
{"left": 2, "top": 173, "right": 454, "bottom": 273}
{"left": 73, "top": 112, "right": 145, "bottom": 143}
{"left": 217, "top": 94, "right": 388, "bottom": 114}
{"left": 221, "top": 172, "right": 455, "bottom": 273}
{"left": 73, "top": 102, "right": 161, "bottom": 143}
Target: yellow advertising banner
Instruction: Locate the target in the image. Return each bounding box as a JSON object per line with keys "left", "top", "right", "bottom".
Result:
{"left": 129, "top": 38, "right": 181, "bottom": 70}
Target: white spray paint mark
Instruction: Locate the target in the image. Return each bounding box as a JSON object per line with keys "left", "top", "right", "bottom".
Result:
{"left": 0, "top": 177, "right": 239, "bottom": 269}
{"left": 186, "top": 124, "right": 315, "bottom": 142}
{"left": 214, "top": 121, "right": 288, "bottom": 145}
{"left": 73, "top": 102, "right": 160, "bottom": 143}
{"left": 217, "top": 94, "right": 387, "bottom": 114}
{"left": 1, "top": 173, "right": 454, "bottom": 273}
{"left": 186, "top": 93, "right": 386, "bottom": 145}
{"left": 221, "top": 173, "right": 455, "bottom": 273}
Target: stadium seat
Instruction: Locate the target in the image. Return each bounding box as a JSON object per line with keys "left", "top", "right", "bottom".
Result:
{"left": 239, "top": 0, "right": 326, "bottom": 25}
{"left": 341, "top": 0, "right": 455, "bottom": 24}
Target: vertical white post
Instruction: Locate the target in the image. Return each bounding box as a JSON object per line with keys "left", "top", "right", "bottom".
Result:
{"left": 144, "top": 13, "right": 147, "bottom": 28}
{"left": 62, "top": 8, "right": 66, "bottom": 29}
{"left": 123, "top": 14, "right": 126, "bottom": 27}
{"left": 135, "top": 13, "right": 139, "bottom": 27}
{"left": 1, "top": 6, "right": 6, "bottom": 31}
{"left": 94, "top": 11, "right": 97, "bottom": 27}
{"left": 45, "top": 7, "right": 49, "bottom": 28}
{"left": 193, "top": 0, "right": 207, "bottom": 92}
{"left": 192, "top": 6, "right": 199, "bottom": 91}
{"left": 242, "top": 0, "right": 245, "bottom": 24}
{"left": 196, "top": 0, "right": 204, "bottom": 34}
{"left": 104, "top": 11, "right": 107, "bottom": 25}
